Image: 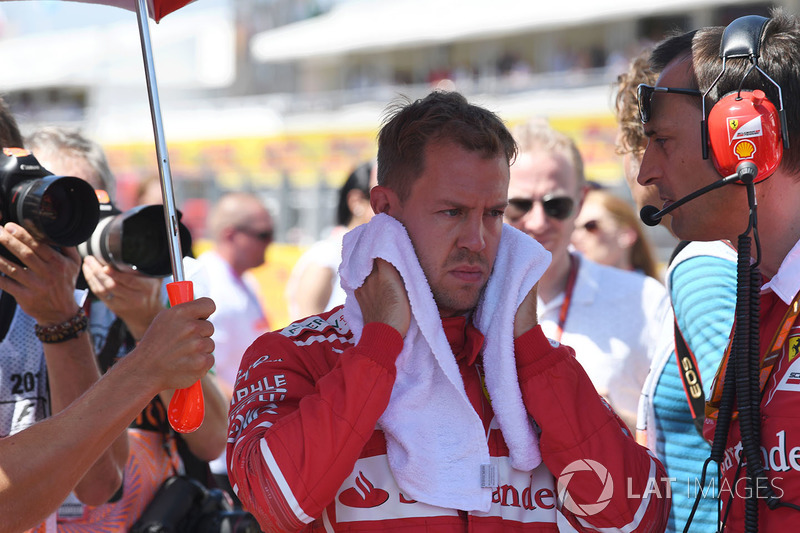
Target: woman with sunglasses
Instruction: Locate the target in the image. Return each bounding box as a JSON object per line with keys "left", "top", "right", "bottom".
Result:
{"left": 285, "top": 160, "right": 377, "bottom": 321}
{"left": 571, "top": 188, "right": 661, "bottom": 280}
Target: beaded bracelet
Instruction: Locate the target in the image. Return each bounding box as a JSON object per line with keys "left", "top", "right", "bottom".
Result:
{"left": 34, "top": 308, "right": 88, "bottom": 344}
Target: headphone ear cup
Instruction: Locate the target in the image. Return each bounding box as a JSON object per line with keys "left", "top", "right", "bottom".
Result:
{"left": 707, "top": 90, "right": 783, "bottom": 183}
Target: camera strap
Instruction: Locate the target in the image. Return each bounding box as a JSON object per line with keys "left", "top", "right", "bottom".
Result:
{"left": 96, "top": 316, "right": 132, "bottom": 374}
{"left": 0, "top": 290, "right": 17, "bottom": 343}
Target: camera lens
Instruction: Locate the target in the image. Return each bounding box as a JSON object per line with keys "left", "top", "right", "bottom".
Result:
{"left": 79, "top": 205, "right": 192, "bottom": 277}
{"left": 120, "top": 205, "right": 173, "bottom": 276}
{"left": 13, "top": 175, "right": 99, "bottom": 246}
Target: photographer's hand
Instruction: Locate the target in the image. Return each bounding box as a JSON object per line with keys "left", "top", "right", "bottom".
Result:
{"left": 133, "top": 297, "right": 216, "bottom": 391}
{"left": 0, "top": 222, "right": 81, "bottom": 324}
{"left": 82, "top": 255, "right": 163, "bottom": 340}
{"left": 83, "top": 257, "right": 227, "bottom": 458}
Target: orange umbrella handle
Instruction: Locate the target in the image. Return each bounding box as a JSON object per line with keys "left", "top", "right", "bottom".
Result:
{"left": 166, "top": 280, "right": 205, "bottom": 433}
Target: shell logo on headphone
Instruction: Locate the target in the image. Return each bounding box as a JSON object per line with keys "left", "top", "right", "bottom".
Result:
{"left": 734, "top": 140, "right": 756, "bottom": 160}
{"left": 707, "top": 89, "right": 783, "bottom": 182}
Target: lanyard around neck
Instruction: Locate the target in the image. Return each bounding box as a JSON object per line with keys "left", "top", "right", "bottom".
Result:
{"left": 554, "top": 254, "right": 580, "bottom": 343}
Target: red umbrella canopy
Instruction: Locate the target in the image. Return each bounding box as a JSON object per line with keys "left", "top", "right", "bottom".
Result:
{"left": 7, "top": 0, "right": 194, "bottom": 22}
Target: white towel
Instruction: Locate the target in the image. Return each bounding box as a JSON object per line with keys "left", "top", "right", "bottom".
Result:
{"left": 340, "top": 213, "right": 551, "bottom": 511}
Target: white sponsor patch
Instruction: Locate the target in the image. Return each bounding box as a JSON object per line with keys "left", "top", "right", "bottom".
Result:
{"left": 776, "top": 353, "right": 800, "bottom": 393}
{"left": 333, "top": 455, "right": 556, "bottom": 524}
{"left": 281, "top": 309, "right": 350, "bottom": 339}
{"left": 729, "top": 115, "right": 763, "bottom": 143}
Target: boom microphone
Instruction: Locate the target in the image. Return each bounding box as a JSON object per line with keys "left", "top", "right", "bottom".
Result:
{"left": 639, "top": 167, "right": 752, "bottom": 226}
{"left": 640, "top": 205, "right": 665, "bottom": 227}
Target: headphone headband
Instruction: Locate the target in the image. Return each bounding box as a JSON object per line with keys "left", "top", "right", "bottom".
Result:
{"left": 720, "top": 15, "right": 769, "bottom": 60}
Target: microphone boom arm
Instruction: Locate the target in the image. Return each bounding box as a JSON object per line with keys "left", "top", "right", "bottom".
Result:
{"left": 640, "top": 171, "right": 742, "bottom": 226}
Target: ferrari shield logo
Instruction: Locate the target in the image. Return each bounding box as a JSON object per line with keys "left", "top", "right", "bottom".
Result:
{"left": 789, "top": 336, "right": 800, "bottom": 363}
{"left": 729, "top": 118, "right": 739, "bottom": 130}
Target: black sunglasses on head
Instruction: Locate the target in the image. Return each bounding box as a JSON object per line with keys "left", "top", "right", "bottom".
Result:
{"left": 506, "top": 194, "right": 575, "bottom": 221}
{"left": 637, "top": 84, "right": 702, "bottom": 124}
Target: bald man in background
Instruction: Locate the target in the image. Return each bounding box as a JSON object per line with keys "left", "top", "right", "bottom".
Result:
{"left": 196, "top": 192, "right": 273, "bottom": 495}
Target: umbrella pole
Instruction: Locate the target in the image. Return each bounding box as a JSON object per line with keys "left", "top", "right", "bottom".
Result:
{"left": 134, "top": 0, "right": 185, "bottom": 283}
{"left": 134, "top": 0, "right": 204, "bottom": 434}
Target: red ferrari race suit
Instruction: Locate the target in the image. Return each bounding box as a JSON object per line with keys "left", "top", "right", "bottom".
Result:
{"left": 704, "top": 288, "right": 800, "bottom": 532}
{"left": 227, "top": 307, "right": 670, "bottom": 532}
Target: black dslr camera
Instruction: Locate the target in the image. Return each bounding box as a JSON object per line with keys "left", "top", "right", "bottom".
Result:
{"left": 0, "top": 148, "right": 99, "bottom": 262}
{"left": 78, "top": 194, "right": 192, "bottom": 277}
{"left": 131, "top": 476, "right": 261, "bottom": 533}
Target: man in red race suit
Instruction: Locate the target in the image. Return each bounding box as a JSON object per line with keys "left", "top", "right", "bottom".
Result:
{"left": 226, "top": 90, "right": 670, "bottom": 532}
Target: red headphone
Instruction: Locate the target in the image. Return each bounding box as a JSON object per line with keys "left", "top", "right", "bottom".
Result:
{"left": 702, "top": 15, "right": 789, "bottom": 183}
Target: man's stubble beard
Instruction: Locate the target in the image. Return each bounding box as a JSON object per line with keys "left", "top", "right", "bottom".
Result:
{"left": 428, "top": 249, "right": 492, "bottom": 316}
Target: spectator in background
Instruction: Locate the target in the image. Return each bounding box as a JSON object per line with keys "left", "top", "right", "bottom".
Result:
{"left": 26, "top": 126, "right": 229, "bottom": 529}
{"left": 197, "top": 191, "right": 273, "bottom": 492}
{"left": 135, "top": 173, "right": 165, "bottom": 206}
{"left": 571, "top": 187, "right": 661, "bottom": 279}
{"left": 131, "top": 172, "right": 203, "bottom": 263}
{"left": 505, "top": 120, "right": 668, "bottom": 432}
{"left": 614, "top": 48, "right": 736, "bottom": 532}
{"left": 285, "top": 160, "right": 376, "bottom": 321}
